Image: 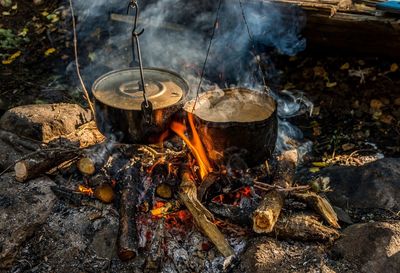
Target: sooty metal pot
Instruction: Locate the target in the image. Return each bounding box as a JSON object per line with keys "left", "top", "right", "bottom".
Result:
{"left": 184, "top": 88, "right": 278, "bottom": 167}
{"left": 92, "top": 67, "right": 189, "bottom": 144}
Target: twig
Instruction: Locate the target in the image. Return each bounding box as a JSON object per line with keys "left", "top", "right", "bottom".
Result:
{"left": 68, "top": 0, "right": 95, "bottom": 116}
{"left": 254, "top": 181, "right": 310, "bottom": 193}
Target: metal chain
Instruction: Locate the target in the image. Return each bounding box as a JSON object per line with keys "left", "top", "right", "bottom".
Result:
{"left": 192, "top": 0, "right": 223, "bottom": 112}
{"left": 238, "top": 0, "right": 269, "bottom": 93}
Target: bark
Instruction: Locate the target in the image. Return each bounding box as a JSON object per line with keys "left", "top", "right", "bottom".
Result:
{"left": 14, "top": 148, "right": 81, "bottom": 182}
{"left": 117, "top": 166, "right": 139, "bottom": 261}
{"left": 274, "top": 213, "right": 340, "bottom": 242}
{"left": 292, "top": 191, "right": 340, "bottom": 228}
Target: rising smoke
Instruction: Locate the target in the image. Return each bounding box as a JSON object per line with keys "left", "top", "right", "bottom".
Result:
{"left": 71, "top": 0, "right": 306, "bottom": 93}
{"left": 70, "top": 0, "right": 310, "bottom": 155}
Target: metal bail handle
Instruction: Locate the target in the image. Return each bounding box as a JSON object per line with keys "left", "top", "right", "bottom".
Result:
{"left": 141, "top": 100, "right": 153, "bottom": 124}
{"left": 127, "top": 0, "right": 152, "bottom": 123}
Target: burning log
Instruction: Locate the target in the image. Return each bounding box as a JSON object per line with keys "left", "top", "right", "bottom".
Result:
{"left": 14, "top": 147, "right": 81, "bottom": 182}
{"left": 252, "top": 149, "right": 298, "bottom": 233}
{"left": 117, "top": 165, "right": 139, "bottom": 261}
{"left": 292, "top": 191, "right": 340, "bottom": 229}
{"left": 274, "top": 213, "right": 340, "bottom": 242}
{"left": 178, "top": 167, "right": 235, "bottom": 258}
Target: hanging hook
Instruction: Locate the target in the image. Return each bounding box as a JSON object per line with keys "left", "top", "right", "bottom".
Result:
{"left": 127, "top": 0, "right": 144, "bottom": 36}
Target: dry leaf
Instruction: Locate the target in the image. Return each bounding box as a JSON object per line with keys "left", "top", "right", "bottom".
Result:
{"left": 2, "top": 50, "right": 21, "bottom": 64}
{"left": 370, "top": 99, "right": 384, "bottom": 110}
{"left": 340, "top": 63, "right": 350, "bottom": 70}
{"left": 390, "top": 63, "right": 398, "bottom": 73}
{"left": 309, "top": 167, "right": 320, "bottom": 173}
{"left": 44, "top": 47, "right": 56, "bottom": 57}
{"left": 326, "top": 82, "right": 337, "bottom": 88}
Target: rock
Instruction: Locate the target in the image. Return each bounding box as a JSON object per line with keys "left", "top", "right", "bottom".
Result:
{"left": 332, "top": 221, "right": 400, "bottom": 273}
{"left": 0, "top": 174, "right": 56, "bottom": 268}
{"left": 323, "top": 158, "right": 400, "bottom": 210}
{"left": 0, "top": 103, "right": 92, "bottom": 142}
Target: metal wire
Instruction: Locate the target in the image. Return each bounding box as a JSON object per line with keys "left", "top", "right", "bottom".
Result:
{"left": 191, "top": 0, "right": 223, "bottom": 112}
{"left": 238, "top": 0, "right": 269, "bottom": 92}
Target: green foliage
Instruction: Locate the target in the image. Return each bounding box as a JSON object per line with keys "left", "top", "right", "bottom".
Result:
{"left": 0, "top": 28, "right": 29, "bottom": 57}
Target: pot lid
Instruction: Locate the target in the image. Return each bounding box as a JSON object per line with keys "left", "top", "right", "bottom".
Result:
{"left": 92, "top": 68, "right": 188, "bottom": 110}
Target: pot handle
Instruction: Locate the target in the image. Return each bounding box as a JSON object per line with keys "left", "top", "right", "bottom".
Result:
{"left": 128, "top": 0, "right": 153, "bottom": 124}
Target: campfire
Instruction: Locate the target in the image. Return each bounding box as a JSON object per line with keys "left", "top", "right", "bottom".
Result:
{"left": 8, "top": 85, "right": 340, "bottom": 271}
{"left": 0, "top": 0, "right": 343, "bottom": 271}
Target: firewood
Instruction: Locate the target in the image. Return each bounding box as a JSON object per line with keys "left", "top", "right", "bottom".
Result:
{"left": 155, "top": 183, "right": 172, "bottom": 199}
{"left": 14, "top": 148, "right": 81, "bottom": 182}
{"left": 178, "top": 167, "right": 235, "bottom": 258}
{"left": 117, "top": 166, "right": 139, "bottom": 261}
{"left": 77, "top": 157, "right": 96, "bottom": 176}
{"left": 94, "top": 183, "right": 115, "bottom": 204}
{"left": 274, "top": 212, "right": 340, "bottom": 242}
{"left": 292, "top": 191, "right": 340, "bottom": 228}
{"left": 253, "top": 149, "right": 298, "bottom": 233}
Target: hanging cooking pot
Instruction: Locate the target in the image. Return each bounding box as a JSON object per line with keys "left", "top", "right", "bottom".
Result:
{"left": 184, "top": 87, "right": 277, "bottom": 167}
{"left": 92, "top": 67, "right": 189, "bottom": 144}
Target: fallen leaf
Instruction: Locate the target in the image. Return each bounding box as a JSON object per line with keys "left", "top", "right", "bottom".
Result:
{"left": 340, "top": 63, "right": 350, "bottom": 70}
{"left": 18, "top": 27, "right": 28, "bottom": 37}
{"left": 11, "top": 3, "right": 16, "bottom": 9}
{"left": 309, "top": 167, "right": 320, "bottom": 173}
{"left": 313, "top": 66, "right": 327, "bottom": 78}
{"left": 370, "top": 99, "right": 384, "bottom": 110}
{"left": 44, "top": 48, "right": 56, "bottom": 57}
{"left": 379, "top": 114, "right": 394, "bottom": 125}
{"left": 326, "top": 82, "right": 337, "bottom": 88}
{"left": 41, "top": 11, "right": 49, "bottom": 17}
{"left": 2, "top": 11, "right": 11, "bottom": 16}
{"left": 390, "top": 63, "right": 398, "bottom": 73}
{"left": 2, "top": 50, "right": 21, "bottom": 64}
{"left": 312, "top": 162, "right": 328, "bottom": 167}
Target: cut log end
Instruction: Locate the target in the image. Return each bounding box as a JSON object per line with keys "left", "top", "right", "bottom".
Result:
{"left": 14, "top": 161, "right": 28, "bottom": 182}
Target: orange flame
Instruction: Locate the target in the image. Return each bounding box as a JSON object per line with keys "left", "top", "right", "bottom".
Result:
{"left": 77, "top": 185, "right": 94, "bottom": 196}
{"left": 170, "top": 113, "right": 212, "bottom": 179}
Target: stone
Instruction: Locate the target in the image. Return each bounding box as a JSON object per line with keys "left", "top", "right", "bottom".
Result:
{"left": 0, "top": 174, "right": 57, "bottom": 269}
{"left": 332, "top": 221, "right": 400, "bottom": 273}
{"left": 323, "top": 158, "right": 400, "bottom": 210}
{"left": 0, "top": 103, "right": 92, "bottom": 142}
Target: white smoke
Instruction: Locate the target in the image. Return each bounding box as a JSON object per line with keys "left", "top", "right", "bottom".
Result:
{"left": 70, "top": 0, "right": 306, "bottom": 94}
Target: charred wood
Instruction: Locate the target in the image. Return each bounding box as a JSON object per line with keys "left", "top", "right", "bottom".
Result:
{"left": 274, "top": 212, "right": 340, "bottom": 242}
{"left": 178, "top": 167, "right": 235, "bottom": 258}
{"left": 117, "top": 165, "right": 140, "bottom": 261}
{"left": 292, "top": 191, "right": 340, "bottom": 228}
{"left": 253, "top": 149, "right": 298, "bottom": 233}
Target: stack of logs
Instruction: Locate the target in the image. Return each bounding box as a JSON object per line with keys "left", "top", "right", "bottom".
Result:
{"left": 0, "top": 103, "right": 340, "bottom": 265}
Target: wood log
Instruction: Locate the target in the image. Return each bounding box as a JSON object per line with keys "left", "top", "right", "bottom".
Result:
{"left": 253, "top": 149, "right": 298, "bottom": 233}
{"left": 14, "top": 148, "right": 81, "bottom": 182}
{"left": 292, "top": 191, "right": 340, "bottom": 228}
{"left": 178, "top": 168, "right": 235, "bottom": 258}
{"left": 274, "top": 212, "right": 340, "bottom": 242}
{"left": 117, "top": 166, "right": 139, "bottom": 261}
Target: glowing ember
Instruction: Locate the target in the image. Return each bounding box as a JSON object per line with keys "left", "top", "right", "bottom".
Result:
{"left": 77, "top": 185, "right": 94, "bottom": 196}
{"left": 170, "top": 113, "right": 212, "bottom": 179}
